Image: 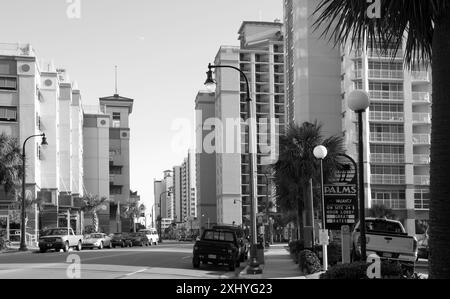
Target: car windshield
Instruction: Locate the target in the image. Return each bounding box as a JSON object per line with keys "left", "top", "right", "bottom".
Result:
{"left": 365, "top": 220, "right": 404, "bottom": 233}
{"left": 45, "top": 229, "right": 70, "bottom": 236}
{"left": 203, "top": 231, "right": 235, "bottom": 242}
{"left": 90, "top": 234, "right": 103, "bottom": 238}
{"left": 213, "top": 226, "right": 244, "bottom": 238}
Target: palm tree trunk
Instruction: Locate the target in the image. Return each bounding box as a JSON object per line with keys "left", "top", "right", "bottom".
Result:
{"left": 297, "top": 196, "right": 304, "bottom": 242}
{"left": 430, "top": 5, "right": 450, "bottom": 279}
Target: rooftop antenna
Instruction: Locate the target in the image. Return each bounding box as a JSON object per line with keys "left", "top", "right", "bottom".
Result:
{"left": 114, "top": 65, "right": 118, "bottom": 96}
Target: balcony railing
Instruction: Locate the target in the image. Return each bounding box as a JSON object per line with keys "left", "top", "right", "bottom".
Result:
{"left": 370, "top": 153, "right": 405, "bottom": 164}
{"left": 412, "top": 134, "right": 431, "bottom": 145}
{"left": 414, "top": 175, "right": 430, "bottom": 186}
{"left": 370, "top": 132, "right": 405, "bottom": 143}
{"left": 371, "top": 174, "right": 406, "bottom": 185}
{"left": 412, "top": 113, "right": 431, "bottom": 124}
{"left": 412, "top": 92, "right": 432, "bottom": 104}
{"left": 368, "top": 69, "right": 404, "bottom": 79}
{"left": 413, "top": 154, "right": 430, "bottom": 164}
{"left": 369, "top": 111, "right": 404, "bottom": 122}
{"left": 411, "top": 71, "right": 430, "bottom": 81}
{"left": 367, "top": 48, "right": 404, "bottom": 58}
{"left": 370, "top": 91, "right": 404, "bottom": 101}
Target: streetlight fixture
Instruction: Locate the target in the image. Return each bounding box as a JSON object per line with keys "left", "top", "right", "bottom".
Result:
{"left": 158, "top": 190, "right": 171, "bottom": 244}
{"left": 205, "top": 63, "right": 262, "bottom": 274}
{"left": 20, "top": 133, "right": 48, "bottom": 252}
{"left": 348, "top": 90, "right": 370, "bottom": 261}
{"left": 313, "top": 145, "right": 328, "bottom": 271}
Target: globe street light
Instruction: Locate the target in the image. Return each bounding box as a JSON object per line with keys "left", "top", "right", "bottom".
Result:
{"left": 205, "top": 63, "right": 262, "bottom": 274}
{"left": 348, "top": 90, "right": 370, "bottom": 261}
{"left": 313, "top": 145, "right": 328, "bottom": 271}
{"left": 20, "top": 133, "right": 48, "bottom": 251}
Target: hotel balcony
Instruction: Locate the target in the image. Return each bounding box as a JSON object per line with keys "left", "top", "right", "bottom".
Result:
{"left": 371, "top": 174, "right": 406, "bottom": 185}
{"left": 412, "top": 92, "right": 432, "bottom": 104}
{"left": 412, "top": 113, "right": 432, "bottom": 124}
{"left": 367, "top": 48, "right": 403, "bottom": 59}
{"left": 369, "top": 91, "right": 404, "bottom": 101}
{"left": 369, "top": 111, "right": 404, "bottom": 122}
{"left": 412, "top": 134, "right": 431, "bottom": 145}
{"left": 370, "top": 132, "right": 405, "bottom": 143}
{"left": 368, "top": 69, "right": 404, "bottom": 80}
{"left": 411, "top": 71, "right": 430, "bottom": 82}
{"left": 413, "top": 154, "right": 430, "bottom": 165}
{"left": 370, "top": 153, "right": 405, "bottom": 164}
{"left": 414, "top": 175, "right": 430, "bottom": 186}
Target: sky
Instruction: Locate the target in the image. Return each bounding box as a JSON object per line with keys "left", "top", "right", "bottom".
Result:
{"left": 0, "top": 0, "right": 283, "bottom": 213}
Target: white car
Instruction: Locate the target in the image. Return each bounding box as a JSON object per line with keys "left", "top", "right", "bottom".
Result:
{"left": 82, "top": 233, "right": 113, "bottom": 249}
{"left": 139, "top": 229, "right": 159, "bottom": 245}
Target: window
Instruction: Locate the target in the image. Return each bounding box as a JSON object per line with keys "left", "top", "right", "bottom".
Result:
{"left": 109, "top": 166, "right": 122, "bottom": 175}
{"left": 371, "top": 190, "right": 406, "bottom": 209}
{"left": 110, "top": 186, "right": 122, "bottom": 195}
{"left": 112, "top": 112, "right": 121, "bottom": 120}
{"left": 370, "top": 103, "right": 403, "bottom": 113}
{"left": 371, "top": 165, "right": 405, "bottom": 175}
{"left": 370, "top": 145, "right": 404, "bottom": 154}
{"left": 370, "top": 124, "right": 404, "bottom": 134}
{"left": 415, "top": 189, "right": 430, "bottom": 210}
{"left": 0, "top": 106, "right": 17, "bottom": 122}
{"left": 0, "top": 76, "right": 17, "bottom": 91}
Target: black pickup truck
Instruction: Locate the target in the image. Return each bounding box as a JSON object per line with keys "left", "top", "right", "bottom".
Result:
{"left": 192, "top": 229, "right": 240, "bottom": 271}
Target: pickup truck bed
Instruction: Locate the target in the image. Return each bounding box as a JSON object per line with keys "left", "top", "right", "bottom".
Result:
{"left": 193, "top": 229, "right": 240, "bottom": 271}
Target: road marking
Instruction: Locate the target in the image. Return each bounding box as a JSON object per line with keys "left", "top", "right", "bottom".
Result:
{"left": 125, "top": 268, "right": 148, "bottom": 276}
{"left": 182, "top": 255, "right": 192, "bottom": 260}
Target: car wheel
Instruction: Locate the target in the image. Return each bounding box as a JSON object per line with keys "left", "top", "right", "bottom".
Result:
{"left": 193, "top": 256, "right": 200, "bottom": 269}
{"left": 76, "top": 241, "right": 82, "bottom": 251}
{"left": 63, "top": 241, "right": 69, "bottom": 253}
{"left": 39, "top": 248, "right": 46, "bottom": 253}
{"left": 112, "top": 244, "right": 116, "bottom": 248}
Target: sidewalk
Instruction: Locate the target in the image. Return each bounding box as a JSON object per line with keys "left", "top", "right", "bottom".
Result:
{"left": 239, "top": 244, "right": 323, "bottom": 279}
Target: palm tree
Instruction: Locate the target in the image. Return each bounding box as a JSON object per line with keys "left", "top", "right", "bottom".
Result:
{"left": 312, "top": 0, "right": 450, "bottom": 279}
{"left": 81, "top": 194, "right": 108, "bottom": 233}
{"left": 273, "top": 122, "right": 344, "bottom": 243}
{"left": 0, "top": 133, "right": 22, "bottom": 200}
{"left": 124, "top": 201, "right": 141, "bottom": 233}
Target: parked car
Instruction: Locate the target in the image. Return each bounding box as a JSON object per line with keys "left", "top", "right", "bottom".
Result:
{"left": 193, "top": 229, "right": 240, "bottom": 271}
{"left": 82, "top": 233, "right": 112, "bottom": 249}
{"left": 111, "top": 232, "right": 133, "bottom": 248}
{"left": 351, "top": 218, "right": 418, "bottom": 271}
{"left": 213, "top": 224, "right": 249, "bottom": 262}
{"left": 129, "top": 232, "right": 150, "bottom": 246}
{"left": 38, "top": 228, "right": 83, "bottom": 253}
{"left": 139, "top": 228, "right": 159, "bottom": 245}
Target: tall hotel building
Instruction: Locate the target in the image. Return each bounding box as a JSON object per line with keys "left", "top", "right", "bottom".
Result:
{"left": 284, "top": 0, "right": 431, "bottom": 234}
{"left": 213, "top": 21, "right": 285, "bottom": 226}
{"left": 0, "top": 44, "right": 85, "bottom": 241}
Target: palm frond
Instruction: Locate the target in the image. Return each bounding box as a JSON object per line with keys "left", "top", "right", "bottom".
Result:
{"left": 312, "top": 0, "right": 448, "bottom": 68}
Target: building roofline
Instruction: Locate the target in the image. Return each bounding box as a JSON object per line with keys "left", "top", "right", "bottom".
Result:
{"left": 237, "top": 21, "right": 283, "bottom": 35}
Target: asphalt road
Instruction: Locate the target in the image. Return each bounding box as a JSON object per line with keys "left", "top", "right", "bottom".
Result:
{"left": 0, "top": 241, "right": 244, "bottom": 279}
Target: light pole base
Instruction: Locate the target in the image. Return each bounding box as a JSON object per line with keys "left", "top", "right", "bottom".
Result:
{"left": 247, "top": 257, "right": 263, "bottom": 274}
{"left": 19, "top": 245, "right": 28, "bottom": 252}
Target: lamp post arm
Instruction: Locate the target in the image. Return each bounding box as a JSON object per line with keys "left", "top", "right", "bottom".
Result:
{"left": 208, "top": 63, "right": 251, "bottom": 102}
{"left": 22, "top": 134, "right": 45, "bottom": 155}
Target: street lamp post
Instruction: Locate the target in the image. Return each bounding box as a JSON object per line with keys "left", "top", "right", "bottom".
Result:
{"left": 158, "top": 190, "right": 172, "bottom": 244}
{"left": 348, "top": 90, "right": 370, "bottom": 261}
{"left": 20, "top": 133, "right": 48, "bottom": 252}
{"left": 313, "top": 145, "right": 328, "bottom": 271}
{"left": 262, "top": 173, "right": 273, "bottom": 247}
{"left": 205, "top": 63, "right": 262, "bottom": 274}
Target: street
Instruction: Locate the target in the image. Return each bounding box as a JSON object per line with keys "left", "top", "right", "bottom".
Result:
{"left": 0, "top": 241, "right": 244, "bottom": 279}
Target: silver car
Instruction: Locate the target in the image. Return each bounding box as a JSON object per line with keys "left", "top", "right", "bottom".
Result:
{"left": 82, "top": 233, "right": 113, "bottom": 249}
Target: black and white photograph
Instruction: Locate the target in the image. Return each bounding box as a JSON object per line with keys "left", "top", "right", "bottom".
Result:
{"left": 0, "top": 0, "right": 449, "bottom": 286}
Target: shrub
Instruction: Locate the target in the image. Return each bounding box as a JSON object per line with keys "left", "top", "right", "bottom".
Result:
{"left": 288, "top": 240, "right": 304, "bottom": 255}
{"left": 320, "top": 261, "right": 404, "bottom": 279}
{"left": 299, "top": 250, "right": 322, "bottom": 275}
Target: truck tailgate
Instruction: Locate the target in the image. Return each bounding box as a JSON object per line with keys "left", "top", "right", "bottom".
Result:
{"left": 366, "top": 232, "right": 415, "bottom": 256}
